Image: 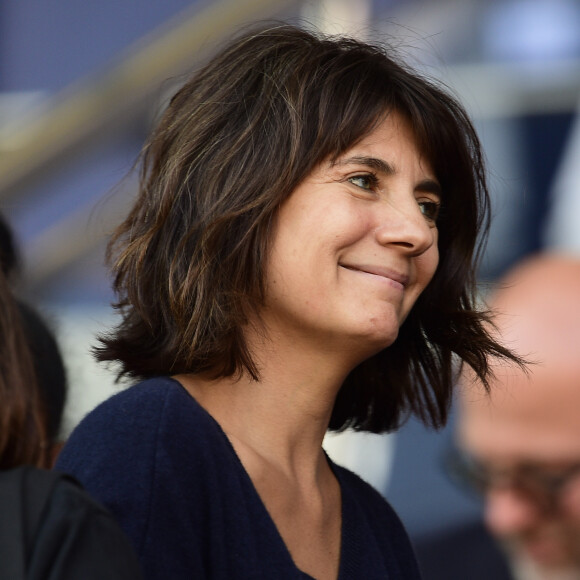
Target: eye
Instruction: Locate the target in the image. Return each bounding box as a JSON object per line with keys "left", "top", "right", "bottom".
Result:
{"left": 418, "top": 199, "right": 441, "bottom": 222}
{"left": 347, "top": 173, "right": 378, "bottom": 191}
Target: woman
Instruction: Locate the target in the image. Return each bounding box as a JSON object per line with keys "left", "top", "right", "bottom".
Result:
{"left": 57, "top": 24, "right": 522, "bottom": 579}
{"left": 0, "top": 267, "right": 142, "bottom": 579}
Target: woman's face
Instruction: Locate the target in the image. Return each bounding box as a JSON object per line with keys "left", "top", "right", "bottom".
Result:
{"left": 262, "top": 112, "right": 440, "bottom": 361}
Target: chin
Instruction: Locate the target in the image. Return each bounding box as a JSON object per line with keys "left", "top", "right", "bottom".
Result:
{"left": 351, "top": 327, "right": 399, "bottom": 359}
{"left": 501, "top": 538, "right": 580, "bottom": 580}
{"left": 361, "top": 311, "right": 401, "bottom": 340}
{"left": 510, "top": 555, "right": 580, "bottom": 580}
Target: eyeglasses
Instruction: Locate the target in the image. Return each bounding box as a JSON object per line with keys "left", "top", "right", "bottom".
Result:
{"left": 443, "top": 447, "right": 580, "bottom": 512}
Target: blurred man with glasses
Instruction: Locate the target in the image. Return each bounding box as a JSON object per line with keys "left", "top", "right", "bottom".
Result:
{"left": 449, "top": 253, "right": 580, "bottom": 580}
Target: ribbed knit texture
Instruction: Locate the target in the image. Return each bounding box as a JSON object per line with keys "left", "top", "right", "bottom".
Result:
{"left": 57, "top": 377, "right": 421, "bottom": 579}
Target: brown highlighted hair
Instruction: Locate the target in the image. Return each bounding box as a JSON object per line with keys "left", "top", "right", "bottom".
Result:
{"left": 0, "top": 270, "right": 48, "bottom": 468}
{"left": 97, "top": 24, "right": 521, "bottom": 432}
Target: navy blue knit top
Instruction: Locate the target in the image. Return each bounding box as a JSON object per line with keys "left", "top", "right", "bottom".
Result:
{"left": 56, "top": 377, "right": 421, "bottom": 579}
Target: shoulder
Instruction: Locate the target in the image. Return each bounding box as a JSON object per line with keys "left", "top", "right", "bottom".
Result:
{"left": 34, "top": 471, "right": 142, "bottom": 579}
{"left": 55, "top": 375, "right": 213, "bottom": 494}
{"left": 0, "top": 466, "right": 142, "bottom": 580}
{"left": 68, "top": 376, "right": 189, "bottom": 428}
{"left": 58, "top": 376, "right": 196, "bottom": 464}
{"left": 413, "top": 519, "right": 512, "bottom": 580}
{"left": 55, "top": 377, "right": 226, "bottom": 559}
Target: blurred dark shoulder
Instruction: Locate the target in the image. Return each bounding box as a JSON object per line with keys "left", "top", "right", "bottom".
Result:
{"left": 412, "top": 519, "right": 513, "bottom": 580}
{"left": 0, "top": 465, "right": 142, "bottom": 580}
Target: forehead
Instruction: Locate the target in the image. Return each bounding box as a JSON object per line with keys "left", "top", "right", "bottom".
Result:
{"left": 329, "top": 112, "right": 436, "bottom": 177}
{"left": 459, "top": 365, "right": 580, "bottom": 463}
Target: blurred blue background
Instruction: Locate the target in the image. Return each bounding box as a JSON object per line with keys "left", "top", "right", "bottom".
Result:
{"left": 2, "top": 0, "right": 580, "bottom": 546}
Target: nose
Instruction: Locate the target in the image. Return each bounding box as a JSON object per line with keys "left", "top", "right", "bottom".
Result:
{"left": 484, "top": 486, "right": 544, "bottom": 537}
{"left": 374, "top": 197, "right": 436, "bottom": 256}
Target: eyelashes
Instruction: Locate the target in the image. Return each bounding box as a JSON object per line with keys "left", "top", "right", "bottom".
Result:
{"left": 347, "top": 173, "right": 379, "bottom": 191}
{"left": 418, "top": 200, "right": 441, "bottom": 222}
{"left": 346, "top": 172, "right": 441, "bottom": 224}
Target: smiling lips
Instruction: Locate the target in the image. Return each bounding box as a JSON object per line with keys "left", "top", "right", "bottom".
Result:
{"left": 340, "top": 264, "right": 409, "bottom": 290}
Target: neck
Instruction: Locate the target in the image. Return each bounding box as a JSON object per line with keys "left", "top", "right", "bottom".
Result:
{"left": 179, "top": 377, "right": 331, "bottom": 471}
{"left": 175, "top": 312, "right": 374, "bottom": 484}
{"left": 175, "top": 340, "right": 354, "bottom": 478}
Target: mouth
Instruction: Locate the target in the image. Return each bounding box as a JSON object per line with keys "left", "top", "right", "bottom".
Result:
{"left": 522, "top": 536, "right": 568, "bottom": 566}
{"left": 503, "top": 532, "right": 570, "bottom": 569}
{"left": 339, "top": 263, "right": 409, "bottom": 290}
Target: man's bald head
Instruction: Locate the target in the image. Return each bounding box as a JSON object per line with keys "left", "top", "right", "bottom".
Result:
{"left": 488, "top": 253, "right": 580, "bottom": 365}
{"left": 456, "top": 253, "right": 580, "bottom": 578}
{"left": 459, "top": 254, "right": 580, "bottom": 455}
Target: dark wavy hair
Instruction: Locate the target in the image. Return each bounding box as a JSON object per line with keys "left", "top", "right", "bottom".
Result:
{"left": 97, "top": 23, "right": 522, "bottom": 432}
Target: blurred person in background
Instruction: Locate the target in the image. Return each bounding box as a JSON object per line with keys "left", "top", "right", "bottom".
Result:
{"left": 0, "top": 245, "right": 50, "bottom": 472}
{"left": 416, "top": 253, "right": 580, "bottom": 580}
{"left": 0, "top": 212, "right": 20, "bottom": 281}
{"left": 0, "top": 211, "right": 67, "bottom": 464}
{"left": 0, "top": 264, "right": 142, "bottom": 579}
{"left": 18, "top": 301, "right": 67, "bottom": 464}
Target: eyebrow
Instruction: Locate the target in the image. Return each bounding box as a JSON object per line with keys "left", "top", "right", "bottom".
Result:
{"left": 333, "top": 155, "right": 442, "bottom": 197}
{"left": 333, "top": 155, "right": 395, "bottom": 175}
